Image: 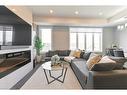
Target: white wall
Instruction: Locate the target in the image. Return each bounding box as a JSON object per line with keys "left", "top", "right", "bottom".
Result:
{"left": 103, "top": 27, "right": 115, "bottom": 53}
{"left": 52, "top": 26, "right": 69, "bottom": 50}
{"left": 114, "top": 28, "right": 127, "bottom": 52}
{"left": 99, "top": 27, "right": 127, "bottom": 54}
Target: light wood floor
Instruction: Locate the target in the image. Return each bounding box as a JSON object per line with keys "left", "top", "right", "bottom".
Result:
{"left": 21, "top": 64, "right": 82, "bottom": 89}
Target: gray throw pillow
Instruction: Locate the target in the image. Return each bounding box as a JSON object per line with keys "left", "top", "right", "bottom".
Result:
{"left": 57, "top": 50, "right": 68, "bottom": 56}
{"left": 47, "top": 51, "right": 56, "bottom": 57}
{"left": 80, "top": 51, "right": 85, "bottom": 58}
{"left": 91, "top": 62, "right": 116, "bottom": 71}
{"left": 83, "top": 52, "right": 91, "bottom": 60}
{"left": 109, "top": 57, "right": 127, "bottom": 69}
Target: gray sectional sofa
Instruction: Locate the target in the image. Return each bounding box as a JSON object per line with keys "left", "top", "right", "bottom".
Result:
{"left": 45, "top": 50, "right": 127, "bottom": 89}
{"left": 45, "top": 50, "right": 71, "bottom": 61}
{"left": 71, "top": 55, "right": 127, "bottom": 89}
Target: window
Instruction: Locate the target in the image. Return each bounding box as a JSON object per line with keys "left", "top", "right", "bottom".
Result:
{"left": 40, "top": 28, "right": 52, "bottom": 51}
{"left": 4, "top": 26, "right": 13, "bottom": 45}
{"left": 86, "top": 33, "right": 92, "bottom": 51}
{"left": 78, "top": 33, "right": 85, "bottom": 50}
{"left": 94, "top": 33, "right": 101, "bottom": 51}
{"left": 0, "top": 25, "right": 13, "bottom": 45}
{"left": 70, "top": 28, "right": 102, "bottom": 52}
{"left": 70, "top": 32, "right": 77, "bottom": 50}
{"left": 0, "top": 26, "right": 3, "bottom": 45}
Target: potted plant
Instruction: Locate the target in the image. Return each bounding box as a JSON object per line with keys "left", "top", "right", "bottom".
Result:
{"left": 34, "top": 36, "right": 44, "bottom": 63}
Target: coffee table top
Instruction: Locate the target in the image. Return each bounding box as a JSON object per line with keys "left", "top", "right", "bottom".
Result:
{"left": 42, "top": 61, "right": 52, "bottom": 70}
{"left": 42, "top": 61, "right": 67, "bottom": 70}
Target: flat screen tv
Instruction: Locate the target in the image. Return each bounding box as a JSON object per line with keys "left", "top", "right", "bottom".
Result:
{"left": 0, "top": 6, "right": 31, "bottom": 46}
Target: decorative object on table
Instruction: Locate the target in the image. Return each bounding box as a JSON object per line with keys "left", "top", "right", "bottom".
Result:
{"left": 111, "top": 42, "right": 118, "bottom": 49}
{"left": 34, "top": 36, "right": 45, "bottom": 63}
{"left": 51, "top": 55, "right": 60, "bottom": 66}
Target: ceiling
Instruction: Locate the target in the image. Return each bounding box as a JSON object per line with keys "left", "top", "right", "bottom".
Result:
{"left": 27, "top": 6, "right": 126, "bottom": 19}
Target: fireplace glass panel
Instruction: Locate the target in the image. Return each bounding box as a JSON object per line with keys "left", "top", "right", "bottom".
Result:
{"left": 0, "top": 50, "right": 31, "bottom": 79}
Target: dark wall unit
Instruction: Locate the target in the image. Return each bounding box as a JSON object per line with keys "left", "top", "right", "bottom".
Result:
{"left": 0, "top": 6, "right": 31, "bottom": 46}
{"left": 13, "top": 24, "right": 31, "bottom": 45}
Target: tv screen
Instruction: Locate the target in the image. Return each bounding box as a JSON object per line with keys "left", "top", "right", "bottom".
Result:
{"left": 0, "top": 6, "right": 31, "bottom": 46}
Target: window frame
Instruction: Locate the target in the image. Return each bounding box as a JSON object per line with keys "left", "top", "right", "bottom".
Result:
{"left": 0, "top": 25, "right": 13, "bottom": 45}
{"left": 39, "top": 27, "right": 52, "bottom": 52}
{"left": 69, "top": 28, "right": 103, "bottom": 52}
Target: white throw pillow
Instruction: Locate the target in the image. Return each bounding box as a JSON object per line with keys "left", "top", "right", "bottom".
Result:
{"left": 99, "top": 56, "right": 116, "bottom": 63}
{"left": 69, "top": 50, "right": 75, "bottom": 56}
{"left": 64, "top": 56, "right": 75, "bottom": 63}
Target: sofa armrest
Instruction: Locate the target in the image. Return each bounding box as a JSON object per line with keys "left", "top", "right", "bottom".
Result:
{"left": 87, "top": 70, "right": 127, "bottom": 89}
{"left": 109, "top": 56, "right": 127, "bottom": 64}
{"left": 71, "top": 61, "right": 89, "bottom": 89}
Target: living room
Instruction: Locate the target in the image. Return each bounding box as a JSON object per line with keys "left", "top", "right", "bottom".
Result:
{"left": 1, "top": 0, "right": 127, "bottom": 94}
{"left": 31, "top": 6, "right": 127, "bottom": 89}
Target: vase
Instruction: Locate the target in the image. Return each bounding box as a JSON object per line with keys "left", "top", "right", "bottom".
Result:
{"left": 36, "top": 55, "right": 42, "bottom": 63}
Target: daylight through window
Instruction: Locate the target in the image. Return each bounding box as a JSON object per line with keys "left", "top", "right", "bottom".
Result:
{"left": 70, "top": 28, "right": 102, "bottom": 52}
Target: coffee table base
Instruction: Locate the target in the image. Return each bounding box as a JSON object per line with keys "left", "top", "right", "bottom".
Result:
{"left": 43, "top": 68, "right": 67, "bottom": 84}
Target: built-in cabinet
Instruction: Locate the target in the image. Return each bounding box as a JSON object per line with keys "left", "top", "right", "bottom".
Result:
{"left": 0, "top": 48, "right": 32, "bottom": 89}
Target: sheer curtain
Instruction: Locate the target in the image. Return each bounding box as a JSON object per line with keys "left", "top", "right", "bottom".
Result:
{"left": 38, "top": 26, "right": 52, "bottom": 52}
{"left": 70, "top": 28, "right": 102, "bottom": 52}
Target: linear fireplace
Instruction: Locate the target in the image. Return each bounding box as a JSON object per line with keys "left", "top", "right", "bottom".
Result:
{"left": 0, "top": 50, "right": 31, "bottom": 79}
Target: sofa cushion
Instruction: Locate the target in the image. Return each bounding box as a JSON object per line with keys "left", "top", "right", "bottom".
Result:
{"left": 47, "top": 51, "right": 56, "bottom": 57}
{"left": 44, "top": 57, "right": 51, "bottom": 61}
{"left": 71, "top": 59, "right": 88, "bottom": 77}
{"left": 90, "top": 56, "right": 116, "bottom": 71}
{"left": 109, "top": 56, "right": 127, "bottom": 70}
{"left": 89, "top": 52, "right": 100, "bottom": 58}
{"left": 98, "top": 56, "right": 116, "bottom": 64}
{"left": 72, "top": 58, "right": 86, "bottom": 62}
{"left": 64, "top": 56, "right": 75, "bottom": 63}
{"left": 91, "top": 62, "right": 116, "bottom": 71}
{"left": 66, "top": 50, "right": 71, "bottom": 55}
{"left": 80, "top": 50, "right": 85, "bottom": 58}
{"left": 83, "top": 52, "right": 91, "bottom": 60}
{"left": 57, "top": 50, "right": 70, "bottom": 56}
{"left": 59, "top": 56, "right": 66, "bottom": 61}
{"left": 88, "top": 70, "right": 127, "bottom": 89}
{"left": 71, "top": 60, "right": 89, "bottom": 88}
{"left": 73, "top": 50, "right": 81, "bottom": 58}
{"left": 69, "top": 50, "right": 75, "bottom": 56}
{"left": 86, "top": 54, "right": 102, "bottom": 70}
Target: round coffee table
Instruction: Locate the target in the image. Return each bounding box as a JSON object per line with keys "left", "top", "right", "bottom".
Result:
{"left": 42, "top": 61, "right": 68, "bottom": 84}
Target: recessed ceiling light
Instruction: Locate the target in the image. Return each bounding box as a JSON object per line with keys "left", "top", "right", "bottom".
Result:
{"left": 75, "top": 11, "right": 79, "bottom": 15}
{"left": 49, "top": 10, "right": 53, "bottom": 14}
{"left": 99, "top": 12, "right": 103, "bottom": 15}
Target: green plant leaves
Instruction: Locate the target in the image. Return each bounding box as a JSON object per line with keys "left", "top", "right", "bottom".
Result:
{"left": 34, "top": 36, "right": 44, "bottom": 55}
